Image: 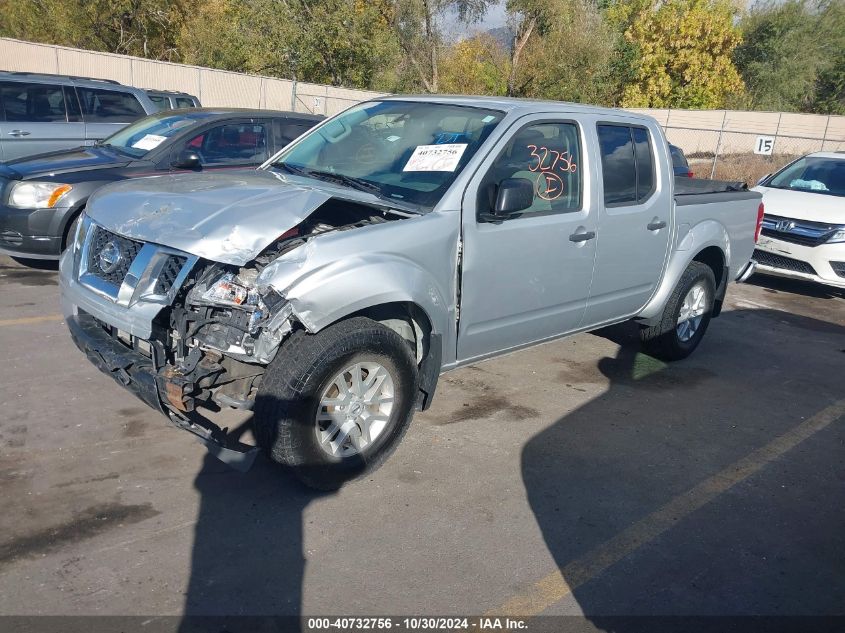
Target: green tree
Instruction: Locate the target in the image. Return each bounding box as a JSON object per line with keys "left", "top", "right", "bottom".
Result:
{"left": 439, "top": 33, "right": 509, "bottom": 95}
{"left": 0, "top": 0, "right": 190, "bottom": 60}
{"left": 608, "top": 0, "right": 744, "bottom": 108}
{"left": 734, "top": 0, "right": 845, "bottom": 113}
{"left": 505, "top": 0, "right": 625, "bottom": 105}
{"left": 179, "top": 0, "right": 401, "bottom": 89}
{"left": 390, "top": 0, "right": 491, "bottom": 92}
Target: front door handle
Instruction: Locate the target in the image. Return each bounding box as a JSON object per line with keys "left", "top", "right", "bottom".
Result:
{"left": 647, "top": 219, "right": 667, "bottom": 231}
{"left": 569, "top": 230, "right": 596, "bottom": 243}
{"left": 7, "top": 130, "right": 31, "bottom": 137}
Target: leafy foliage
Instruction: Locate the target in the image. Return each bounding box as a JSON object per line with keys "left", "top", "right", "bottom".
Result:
{"left": 0, "top": 0, "right": 190, "bottom": 59}
{"left": 179, "top": 0, "right": 401, "bottom": 88}
{"left": 608, "top": 0, "right": 745, "bottom": 109}
{"left": 439, "top": 34, "right": 509, "bottom": 95}
{"left": 508, "top": 0, "right": 626, "bottom": 105}
{"left": 734, "top": 0, "right": 845, "bottom": 114}
{"left": 0, "top": 0, "right": 841, "bottom": 113}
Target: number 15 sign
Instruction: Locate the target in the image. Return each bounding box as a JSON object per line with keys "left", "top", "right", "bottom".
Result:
{"left": 754, "top": 136, "right": 775, "bottom": 155}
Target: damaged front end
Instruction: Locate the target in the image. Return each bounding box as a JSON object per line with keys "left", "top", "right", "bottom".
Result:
{"left": 62, "top": 195, "right": 408, "bottom": 469}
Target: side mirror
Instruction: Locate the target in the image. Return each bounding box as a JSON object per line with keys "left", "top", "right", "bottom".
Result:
{"left": 482, "top": 178, "right": 534, "bottom": 222}
{"left": 172, "top": 150, "right": 201, "bottom": 169}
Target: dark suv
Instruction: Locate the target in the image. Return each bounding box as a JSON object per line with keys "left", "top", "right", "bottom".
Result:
{"left": 0, "top": 72, "right": 159, "bottom": 161}
{"left": 146, "top": 90, "right": 201, "bottom": 111}
{"left": 0, "top": 108, "right": 322, "bottom": 260}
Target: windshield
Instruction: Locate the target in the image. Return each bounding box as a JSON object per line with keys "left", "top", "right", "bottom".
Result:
{"left": 267, "top": 100, "right": 504, "bottom": 209}
{"left": 766, "top": 156, "right": 845, "bottom": 197}
{"left": 101, "top": 111, "right": 217, "bottom": 158}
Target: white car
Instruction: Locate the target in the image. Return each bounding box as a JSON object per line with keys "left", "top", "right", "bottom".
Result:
{"left": 752, "top": 152, "right": 845, "bottom": 289}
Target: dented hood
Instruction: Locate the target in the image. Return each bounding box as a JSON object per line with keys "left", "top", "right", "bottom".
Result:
{"left": 86, "top": 170, "right": 335, "bottom": 266}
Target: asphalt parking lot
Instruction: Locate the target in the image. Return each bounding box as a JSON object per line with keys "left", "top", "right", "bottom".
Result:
{"left": 0, "top": 254, "right": 843, "bottom": 622}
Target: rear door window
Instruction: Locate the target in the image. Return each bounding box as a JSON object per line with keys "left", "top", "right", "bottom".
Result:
{"left": 183, "top": 123, "right": 268, "bottom": 166}
{"left": 77, "top": 87, "right": 146, "bottom": 123}
{"left": 278, "top": 122, "right": 314, "bottom": 146}
{"left": 0, "top": 82, "right": 68, "bottom": 122}
{"left": 597, "top": 125, "right": 636, "bottom": 205}
{"left": 597, "top": 124, "right": 656, "bottom": 205}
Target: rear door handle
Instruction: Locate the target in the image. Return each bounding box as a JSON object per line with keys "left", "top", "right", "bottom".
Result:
{"left": 8, "top": 130, "right": 31, "bottom": 137}
{"left": 647, "top": 220, "right": 667, "bottom": 231}
{"left": 569, "top": 230, "right": 596, "bottom": 243}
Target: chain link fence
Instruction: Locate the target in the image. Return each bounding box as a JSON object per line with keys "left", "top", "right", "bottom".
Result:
{"left": 662, "top": 120, "right": 845, "bottom": 185}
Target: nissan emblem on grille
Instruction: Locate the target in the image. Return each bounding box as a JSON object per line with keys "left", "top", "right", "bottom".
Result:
{"left": 98, "top": 240, "right": 123, "bottom": 274}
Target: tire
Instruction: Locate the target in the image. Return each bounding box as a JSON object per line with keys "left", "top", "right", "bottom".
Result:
{"left": 254, "top": 317, "right": 418, "bottom": 490}
{"left": 639, "top": 261, "right": 716, "bottom": 361}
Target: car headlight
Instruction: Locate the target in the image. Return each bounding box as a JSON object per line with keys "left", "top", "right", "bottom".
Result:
{"left": 202, "top": 273, "right": 254, "bottom": 307}
{"left": 827, "top": 229, "right": 845, "bottom": 244}
{"left": 8, "top": 181, "right": 73, "bottom": 209}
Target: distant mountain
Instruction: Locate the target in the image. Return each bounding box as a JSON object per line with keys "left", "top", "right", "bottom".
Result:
{"left": 486, "top": 25, "right": 514, "bottom": 50}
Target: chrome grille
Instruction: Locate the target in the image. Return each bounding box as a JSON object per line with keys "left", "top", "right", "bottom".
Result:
{"left": 760, "top": 214, "right": 842, "bottom": 248}
{"left": 76, "top": 217, "right": 197, "bottom": 307}
{"left": 87, "top": 226, "right": 143, "bottom": 286}
{"left": 155, "top": 255, "right": 187, "bottom": 295}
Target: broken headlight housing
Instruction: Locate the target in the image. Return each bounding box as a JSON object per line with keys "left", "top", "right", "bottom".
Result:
{"left": 184, "top": 265, "right": 291, "bottom": 362}
{"left": 201, "top": 273, "right": 254, "bottom": 307}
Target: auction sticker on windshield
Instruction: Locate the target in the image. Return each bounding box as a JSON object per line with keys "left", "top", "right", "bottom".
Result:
{"left": 403, "top": 144, "right": 467, "bottom": 172}
{"left": 131, "top": 134, "right": 167, "bottom": 150}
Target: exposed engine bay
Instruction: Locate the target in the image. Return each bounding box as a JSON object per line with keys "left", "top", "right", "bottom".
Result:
{"left": 149, "top": 199, "right": 409, "bottom": 416}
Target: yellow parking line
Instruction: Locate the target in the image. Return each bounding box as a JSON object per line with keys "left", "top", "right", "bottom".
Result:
{"left": 492, "top": 398, "right": 845, "bottom": 616}
{"left": 0, "top": 314, "right": 63, "bottom": 327}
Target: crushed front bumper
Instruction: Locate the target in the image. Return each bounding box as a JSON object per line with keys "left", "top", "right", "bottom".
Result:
{"left": 66, "top": 313, "right": 165, "bottom": 412}
{"left": 65, "top": 312, "right": 259, "bottom": 470}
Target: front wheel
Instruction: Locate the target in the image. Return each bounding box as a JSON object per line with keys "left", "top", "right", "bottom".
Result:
{"left": 639, "top": 261, "right": 716, "bottom": 361}
{"left": 253, "top": 317, "right": 418, "bottom": 490}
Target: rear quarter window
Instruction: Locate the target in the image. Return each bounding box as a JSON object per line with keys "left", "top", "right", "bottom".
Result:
{"left": 148, "top": 94, "right": 172, "bottom": 111}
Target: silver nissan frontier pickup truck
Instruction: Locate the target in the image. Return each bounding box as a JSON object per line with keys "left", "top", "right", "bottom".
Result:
{"left": 59, "top": 96, "right": 763, "bottom": 488}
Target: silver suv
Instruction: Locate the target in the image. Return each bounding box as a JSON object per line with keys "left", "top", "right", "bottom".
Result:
{"left": 0, "top": 72, "right": 158, "bottom": 161}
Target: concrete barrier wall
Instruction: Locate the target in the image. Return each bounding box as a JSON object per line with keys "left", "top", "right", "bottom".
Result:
{"left": 2, "top": 37, "right": 843, "bottom": 154}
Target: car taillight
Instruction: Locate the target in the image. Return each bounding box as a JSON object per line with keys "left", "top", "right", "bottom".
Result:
{"left": 687, "top": 170, "right": 694, "bottom": 178}
{"left": 754, "top": 202, "right": 765, "bottom": 242}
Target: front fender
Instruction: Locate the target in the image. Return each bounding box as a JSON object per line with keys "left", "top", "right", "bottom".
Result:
{"left": 259, "top": 247, "right": 453, "bottom": 358}
{"left": 637, "top": 219, "right": 730, "bottom": 321}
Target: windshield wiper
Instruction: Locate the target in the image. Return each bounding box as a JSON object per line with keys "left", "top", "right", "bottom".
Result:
{"left": 304, "top": 169, "right": 384, "bottom": 197}
{"left": 94, "top": 142, "right": 135, "bottom": 157}
{"left": 272, "top": 163, "right": 421, "bottom": 213}
{"left": 273, "top": 162, "right": 309, "bottom": 177}
{"left": 272, "top": 163, "right": 381, "bottom": 195}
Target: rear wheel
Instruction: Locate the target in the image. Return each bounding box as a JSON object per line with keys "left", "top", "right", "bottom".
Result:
{"left": 253, "top": 317, "right": 418, "bottom": 490}
{"left": 640, "top": 261, "right": 716, "bottom": 361}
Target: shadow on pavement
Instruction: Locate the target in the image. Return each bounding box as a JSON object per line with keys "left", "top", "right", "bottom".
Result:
{"left": 521, "top": 309, "right": 845, "bottom": 624}
{"left": 9, "top": 256, "right": 60, "bottom": 271}
{"left": 747, "top": 273, "right": 844, "bottom": 300}
{"left": 180, "top": 403, "right": 333, "bottom": 631}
